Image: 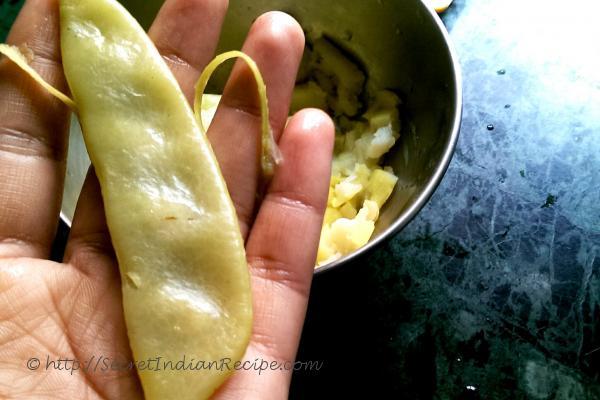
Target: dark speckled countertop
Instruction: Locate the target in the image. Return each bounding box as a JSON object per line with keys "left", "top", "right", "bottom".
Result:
{"left": 2, "top": 0, "right": 599, "bottom": 398}
{"left": 293, "top": 0, "right": 599, "bottom": 398}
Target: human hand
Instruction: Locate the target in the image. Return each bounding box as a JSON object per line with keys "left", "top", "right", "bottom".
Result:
{"left": 0, "top": 0, "right": 333, "bottom": 398}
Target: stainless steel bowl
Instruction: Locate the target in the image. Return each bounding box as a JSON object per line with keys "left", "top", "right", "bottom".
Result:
{"left": 61, "top": 0, "right": 462, "bottom": 273}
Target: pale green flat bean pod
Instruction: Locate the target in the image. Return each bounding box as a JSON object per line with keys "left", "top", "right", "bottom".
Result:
{"left": 59, "top": 0, "right": 254, "bottom": 398}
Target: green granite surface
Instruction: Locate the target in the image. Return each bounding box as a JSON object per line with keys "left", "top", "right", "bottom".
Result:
{"left": 0, "top": 1, "right": 22, "bottom": 42}
{"left": 294, "top": 0, "right": 600, "bottom": 399}
{"left": 1, "top": 0, "right": 599, "bottom": 399}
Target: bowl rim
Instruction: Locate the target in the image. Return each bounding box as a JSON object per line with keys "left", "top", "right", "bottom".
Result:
{"left": 314, "top": 4, "right": 463, "bottom": 275}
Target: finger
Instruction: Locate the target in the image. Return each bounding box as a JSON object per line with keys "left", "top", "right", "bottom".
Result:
{"left": 207, "top": 12, "right": 305, "bottom": 239}
{"left": 0, "top": 0, "right": 70, "bottom": 259}
{"left": 67, "top": 0, "right": 229, "bottom": 259}
{"left": 64, "top": 168, "right": 114, "bottom": 270}
{"left": 214, "top": 109, "right": 334, "bottom": 399}
{"left": 148, "top": 0, "right": 229, "bottom": 103}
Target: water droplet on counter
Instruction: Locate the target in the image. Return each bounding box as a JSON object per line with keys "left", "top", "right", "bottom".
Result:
{"left": 487, "top": 124, "right": 494, "bottom": 131}
{"left": 496, "top": 69, "right": 506, "bottom": 75}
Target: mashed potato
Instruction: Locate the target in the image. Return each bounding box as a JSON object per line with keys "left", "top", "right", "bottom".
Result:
{"left": 291, "top": 37, "right": 402, "bottom": 266}
{"left": 316, "top": 91, "right": 400, "bottom": 266}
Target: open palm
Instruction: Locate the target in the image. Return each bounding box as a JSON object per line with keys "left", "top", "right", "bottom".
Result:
{"left": 0, "top": 0, "right": 333, "bottom": 399}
